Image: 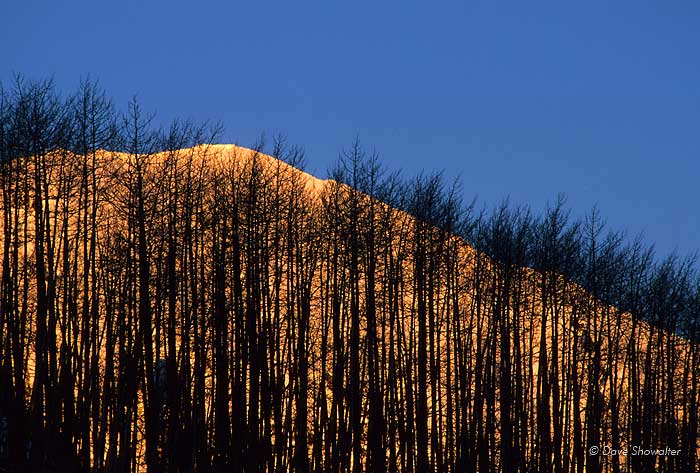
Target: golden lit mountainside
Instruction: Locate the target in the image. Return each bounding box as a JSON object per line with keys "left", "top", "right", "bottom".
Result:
{"left": 1, "top": 143, "right": 698, "bottom": 473}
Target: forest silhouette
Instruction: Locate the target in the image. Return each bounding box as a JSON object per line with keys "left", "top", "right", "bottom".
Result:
{"left": 0, "top": 78, "right": 698, "bottom": 472}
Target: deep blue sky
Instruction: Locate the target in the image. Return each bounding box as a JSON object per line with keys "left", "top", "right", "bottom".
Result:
{"left": 2, "top": 0, "right": 699, "bottom": 257}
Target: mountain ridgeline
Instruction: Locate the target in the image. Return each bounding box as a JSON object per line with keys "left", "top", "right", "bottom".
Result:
{"left": 1, "top": 79, "right": 699, "bottom": 472}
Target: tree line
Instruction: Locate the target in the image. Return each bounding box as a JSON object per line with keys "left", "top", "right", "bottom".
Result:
{"left": 0, "top": 77, "right": 698, "bottom": 472}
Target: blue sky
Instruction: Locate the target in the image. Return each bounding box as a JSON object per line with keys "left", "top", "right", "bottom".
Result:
{"left": 2, "top": 0, "right": 699, "bottom": 257}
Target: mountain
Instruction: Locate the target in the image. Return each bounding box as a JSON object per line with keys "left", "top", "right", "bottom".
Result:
{"left": 1, "top": 141, "right": 698, "bottom": 473}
